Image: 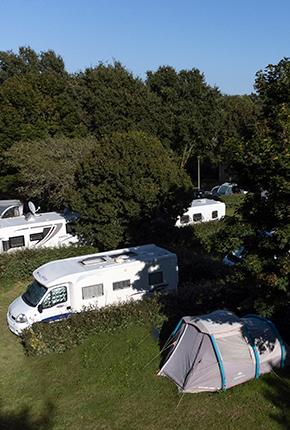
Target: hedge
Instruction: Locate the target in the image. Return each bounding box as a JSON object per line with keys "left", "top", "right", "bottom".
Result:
{"left": 22, "top": 295, "right": 166, "bottom": 356}
{"left": 0, "top": 245, "right": 95, "bottom": 289}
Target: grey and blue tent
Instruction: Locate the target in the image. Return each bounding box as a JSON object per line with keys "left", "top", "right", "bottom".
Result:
{"left": 158, "top": 310, "right": 287, "bottom": 393}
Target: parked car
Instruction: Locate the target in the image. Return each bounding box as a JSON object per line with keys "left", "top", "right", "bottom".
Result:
{"left": 0, "top": 200, "right": 23, "bottom": 219}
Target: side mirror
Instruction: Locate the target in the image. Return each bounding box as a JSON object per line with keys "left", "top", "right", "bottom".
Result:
{"left": 38, "top": 304, "right": 43, "bottom": 313}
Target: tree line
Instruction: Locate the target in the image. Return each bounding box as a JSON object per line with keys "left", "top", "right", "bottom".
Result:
{"left": 0, "top": 47, "right": 289, "bottom": 317}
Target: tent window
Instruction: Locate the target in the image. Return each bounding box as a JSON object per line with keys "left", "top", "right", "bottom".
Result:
{"left": 193, "top": 213, "right": 202, "bottom": 222}
{"left": 9, "top": 236, "right": 25, "bottom": 248}
{"left": 113, "top": 279, "right": 130, "bottom": 290}
{"left": 82, "top": 284, "right": 104, "bottom": 300}
{"left": 2, "top": 241, "right": 10, "bottom": 252}
{"left": 212, "top": 210, "right": 218, "bottom": 219}
{"left": 148, "top": 271, "right": 163, "bottom": 286}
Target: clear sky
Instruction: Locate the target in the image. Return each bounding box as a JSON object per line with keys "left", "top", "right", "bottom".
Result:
{"left": 0, "top": 0, "right": 289, "bottom": 95}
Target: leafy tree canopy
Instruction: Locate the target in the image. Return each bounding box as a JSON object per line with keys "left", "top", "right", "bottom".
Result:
{"left": 5, "top": 136, "right": 96, "bottom": 209}
{"left": 69, "top": 131, "right": 193, "bottom": 249}
{"left": 146, "top": 66, "right": 222, "bottom": 167}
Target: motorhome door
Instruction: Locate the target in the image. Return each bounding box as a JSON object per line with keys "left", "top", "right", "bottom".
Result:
{"left": 38, "top": 285, "right": 71, "bottom": 323}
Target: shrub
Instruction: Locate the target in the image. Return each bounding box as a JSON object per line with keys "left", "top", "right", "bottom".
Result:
{"left": 0, "top": 246, "right": 95, "bottom": 289}
{"left": 22, "top": 295, "right": 166, "bottom": 356}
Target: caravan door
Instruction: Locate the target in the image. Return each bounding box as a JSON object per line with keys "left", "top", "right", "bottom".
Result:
{"left": 39, "top": 285, "right": 71, "bottom": 323}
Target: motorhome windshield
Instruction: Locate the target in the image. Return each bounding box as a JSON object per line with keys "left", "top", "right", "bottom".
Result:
{"left": 22, "top": 280, "right": 47, "bottom": 307}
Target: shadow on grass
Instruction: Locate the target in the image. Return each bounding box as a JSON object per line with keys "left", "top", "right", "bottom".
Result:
{"left": 0, "top": 400, "right": 54, "bottom": 430}
{"left": 262, "top": 368, "right": 290, "bottom": 428}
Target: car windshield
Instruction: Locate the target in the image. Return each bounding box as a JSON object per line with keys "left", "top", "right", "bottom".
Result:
{"left": 22, "top": 280, "right": 47, "bottom": 307}
{"left": 218, "top": 185, "right": 229, "bottom": 195}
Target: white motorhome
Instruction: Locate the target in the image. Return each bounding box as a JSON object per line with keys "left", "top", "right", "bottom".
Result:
{"left": 7, "top": 244, "right": 178, "bottom": 335}
{"left": 175, "top": 198, "right": 226, "bottom": 227}
{"left": 0, "top": 211, "right": 78, "bottom": 254}
{"left": 0, "top": 200, "right": 24, "bottom": 219}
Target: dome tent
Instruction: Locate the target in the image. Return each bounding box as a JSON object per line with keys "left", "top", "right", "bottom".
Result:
{"left": 158, "top": 310, "right": 287, "bottom": 393}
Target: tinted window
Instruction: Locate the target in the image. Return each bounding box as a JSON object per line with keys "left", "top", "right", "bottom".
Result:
{"left": 212, "top": 210, "right": 218, "bottom": 219}
{"left": 180, "top": 215, "right": 190, "bottom": 224}
{"left": 193, "top": 213, "right": 202, "bottom": 222}
{"left": 30, "top": 232, "right": 44, "bottom": 242}
{"left": 10, "top": 236, "right": 25, "bottom": 248}
{"left": 22, "top": 280, "right": 47, "bottom": 307}
{"left": 148, "top": 271, "right": 163, "bottom": 285}
{"left": 113, "top": 280, "right": 130, "bottom": 290}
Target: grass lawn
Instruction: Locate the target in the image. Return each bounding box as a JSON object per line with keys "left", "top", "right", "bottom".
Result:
{"left": 1, "top": 281, "right": 290, "bottom": 429}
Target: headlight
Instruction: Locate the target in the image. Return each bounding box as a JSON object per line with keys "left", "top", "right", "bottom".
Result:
{"left": 15, "top": 313, "right": 28, "bottom": 323}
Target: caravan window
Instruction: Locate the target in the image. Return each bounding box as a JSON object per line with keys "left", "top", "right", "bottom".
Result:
{"left": 212, "top": 210, "right": 218, "bottom": 219}
{"left": 113, "top": 280, "right": 130, "bottom": 290}
{"left": 82, "top": 284, "right": 104, "bottom": 300}
{"left": 193, "top": 213, "right": 202, "bottom": 222}
{"left": 30, "top": 232, "right": 44, "bottom": 242}
{"left": 180, "top": 215, "right": 190, "bottom": 225}
{"left": 148, "top": 271, "right": 163, "bottom": 285}
{"left": 42, "top": 286, "right": 67, "bottom": 309}
{"left": 30, "top": 227, "right": 51, "bottom": 242}
{"left": 9, "top": 236, "right": 25, "bottom": 248}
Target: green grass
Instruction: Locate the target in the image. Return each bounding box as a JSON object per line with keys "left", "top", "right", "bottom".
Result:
{"left": 1, "top": 280, "right": 290, "bottom": 429}
{"left": 221, "top": 194, "right": 246, "bottom": 217}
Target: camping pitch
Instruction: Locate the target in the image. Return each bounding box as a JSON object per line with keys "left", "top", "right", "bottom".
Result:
{"left": 158, "top": 310, "right": 287, "bottom": 393}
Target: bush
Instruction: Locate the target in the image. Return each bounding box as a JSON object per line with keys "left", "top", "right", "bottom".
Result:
{"left": 22, "top": 295, "right": 165, "bottom": 356}
{"left": 0, "top": 246, "right": 95, "bottom": 289}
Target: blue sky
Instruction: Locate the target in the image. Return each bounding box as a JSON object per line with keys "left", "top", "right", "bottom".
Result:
{"left": 0, "top": 0, "right": 289, "bottom": 94}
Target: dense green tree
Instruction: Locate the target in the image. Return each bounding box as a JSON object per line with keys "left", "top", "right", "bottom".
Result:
{"left": 146, "top": 66, "right": 222, "bottom": 168}
{"left": 75, "top": 61, "right": 165, "bottom": 139}
{"left": 69, "top": 131, "right": 193, "bottom": 249}
{"left": 5, "top": 136, "right": 96, "bottom": 209}
{"left": 228, "top": 59, "right": 290, "bottom": 316}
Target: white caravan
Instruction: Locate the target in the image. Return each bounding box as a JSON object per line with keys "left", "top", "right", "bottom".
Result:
{"left": 7, "top": 244, "right": 178, "bottom": 335}
{"left": 0, "top": 211, "right": 78, "bottom": 254}
{"left": 175, "top": 198, "right": 226, "bottom": 227}
{"left": 0, "top": 200, "right": 24, "bottom": 219}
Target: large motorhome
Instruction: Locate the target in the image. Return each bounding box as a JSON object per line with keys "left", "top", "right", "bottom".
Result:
{"left": 0, "top": 211, "right": 78, "bottom": 254}
{"left": 175, "top": 198, "right": 226, "bottom": 227}
{"left": 7, "top": 244, "right": 178, "bottom": 335}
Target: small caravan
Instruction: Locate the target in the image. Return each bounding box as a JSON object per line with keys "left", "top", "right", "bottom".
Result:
{"left": 175, "top": 198, "right": 225, "bottom": 227}
{"left": 7, "top": 244, "right": 178, "bottom": 335}
{"left": 0, "top": 211, "right": 78, "bottom": 254}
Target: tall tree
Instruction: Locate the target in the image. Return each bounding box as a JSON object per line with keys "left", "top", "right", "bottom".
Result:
{"left": 69, "top": 131, "right": 193, "bottom": 249}
{"left": 229, "top": 59, "right": 290, "bottom": 316}
{"left": 146, "top": 66, "right": 222, "bottom": 168}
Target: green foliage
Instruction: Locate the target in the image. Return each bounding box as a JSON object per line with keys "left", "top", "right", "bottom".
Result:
{"left": 146, "top": 66, "right": 222, "bottom": 167}
{"left": 0, "top": 246, "right": 94, "bottom": 289}
{"left": 5, "top": 136, "right": 96, "bottom": 208}
{"left": 228, "top": 59, "right": 290, "bottom": 316}
{"left": 22, "top": 296, "right": 165, "bottom": 355}
{"left": 70, "top": 131, "right": 193, "bottom": 249}
{"left": 76, "top": 61, "right": 165, "bottom": 139}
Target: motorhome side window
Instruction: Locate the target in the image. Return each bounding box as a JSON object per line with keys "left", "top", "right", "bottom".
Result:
{"left": 9, "top": 236, "right": 25, "bottom": 249}
{"left": 82, "top": 284, "right": 104, "bottom": 300}
{"left": 42, "top": 286, "right": 67, "bottom": 309}
{"left": 30, "top": 227, "right": 51, "bottom": 242}
{"left": 148, "top": 271, "right": 163, "bottom": 285}
{"left": 193, "top": 213, "right": 202, "bottom": 222}
{"left": 113, "top": 280, "right": 131, "bottom": 290}
{"left": 212, "top": 210, "right": 218, "bottom": 219}
{"left": 180, "top": 215, "right": 190, "bottom": 224}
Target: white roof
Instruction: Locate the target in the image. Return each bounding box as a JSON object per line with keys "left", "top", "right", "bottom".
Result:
{"left": 190, "top": 198, "right": 224, "bottom": 208}
{"left": 0, "top": 212, "right": 66, "bottom": 229}
{"left": 33, "top": 244, "right": 175, "bottom": 287}
{"left": 183, "top": 310, "right": 243, "bottom": 335}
